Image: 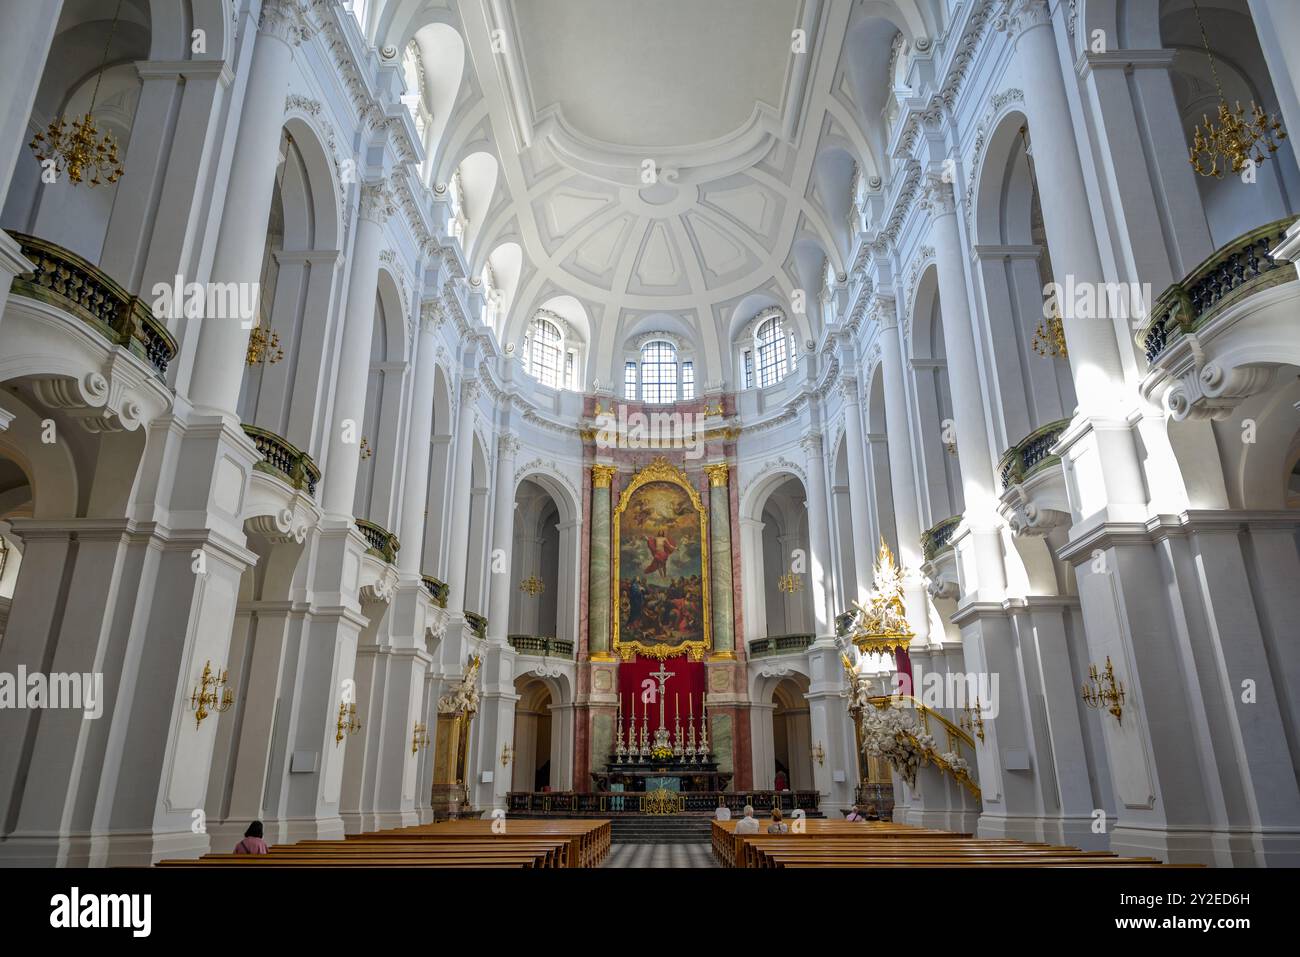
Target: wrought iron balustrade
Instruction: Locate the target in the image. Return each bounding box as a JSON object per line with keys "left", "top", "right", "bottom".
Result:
{"left": 354, "top": 518, "right": 400, "bottom": 563}
{"left": 1139, "top": 218, "right": 1295, "bottom": 363}
{"left": 997, "top": 418, "right": 1070, "bottom": 491}
{"left": 7, "top": 230, "right": 177, "bottom": 376}
{"left": 242, "top": 424, "right": 320, "bottom": 497}
{"left": 747, "top": 634, "right": 815, "bottom": 658}
{"left": 421, "top": 575, "right": 449, "bottom": 608}
{"left": 507, "top": 635, "right": 575, "bottom": 658}
{"left": 920, "top": 515, "right": 961, "bottom": 562}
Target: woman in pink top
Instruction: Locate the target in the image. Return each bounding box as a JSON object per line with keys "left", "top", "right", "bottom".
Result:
{"left": 234, "top": 820, "right": 269, "bottom": 855}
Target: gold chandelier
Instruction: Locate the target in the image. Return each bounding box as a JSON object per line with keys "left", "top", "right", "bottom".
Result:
{"left": 777, "top": 572, "right": 803, "bottom": 594}
{"left": 29, "top": 0, "right": 126, "bottom": 187}
{"left": 1187, "top": 0, "right": 1286, "bottom": 179}
{"left": 519, "top": 575, "right": 545, "bottom": 597}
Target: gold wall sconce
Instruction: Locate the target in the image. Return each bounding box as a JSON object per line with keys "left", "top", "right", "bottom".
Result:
{"left": 778, "top": 572, "right": 803, "bottom": 594}
{"left": 960, "top": 697, "right": 986, "bottom": 742}
{"left": 335, "top": 702, "right": 362, "bottom": 745}
{"left": 1081, "top": 657, "right": 1126, "bottom": 723}
{"left": 811, "top": 741, "right": 825, "bottom": 766}
{"left": 189, "top": 660, "right": 233, "bottom": 729}
{"left": 501, "top": 743, "right": 515, "bottom": 766}
{"left": 411, "top": 721, "right": 429, "bottom": 754}
{"left": 359, "top": 436, "right": 373, "bottom": 460}
{"left": 518, "top": 575, "right": 545, "bottom": 597}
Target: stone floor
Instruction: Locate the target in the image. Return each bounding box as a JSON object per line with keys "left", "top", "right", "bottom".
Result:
{"left": 600, "top": 842, "right": 718, "bottom": 868}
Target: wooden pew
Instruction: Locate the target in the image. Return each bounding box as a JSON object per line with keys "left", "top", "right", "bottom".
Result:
{"left": 158, "top": 818, "right": 611, "bottom": 869}
{"left": 711, "top": 819, "right": 1172, "bottom": 869}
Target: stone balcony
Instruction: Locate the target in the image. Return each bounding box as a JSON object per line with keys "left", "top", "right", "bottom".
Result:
{"left": 3, "top": 230, "right": 175, "bottom": 433}
{"left": 996, "top": 418, "right": 1072, "bottom": 538}
{"left": 920, "top": 514, "right": 961, "bottom": 600}
{"left": 1138, "top": 217, "right": 1299, "bottom": 421}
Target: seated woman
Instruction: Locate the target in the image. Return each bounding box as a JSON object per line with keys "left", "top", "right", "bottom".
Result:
{"left": 766, "top": 808, "right": 789, "bottom": 834}
{"left": 233, "top": 821, "right": 268, "bottom": 854}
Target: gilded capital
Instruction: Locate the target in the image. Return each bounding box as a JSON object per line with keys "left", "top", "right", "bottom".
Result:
{"left": 703, "top": 463, "right": 730, "bottom": 488}
{"left": 591, "top": 464, "right": 617, "bottom": 489}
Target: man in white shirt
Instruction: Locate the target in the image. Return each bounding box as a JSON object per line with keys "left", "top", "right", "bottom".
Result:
{"left": 734, "top": 804, "right": 760, "bottom": 834}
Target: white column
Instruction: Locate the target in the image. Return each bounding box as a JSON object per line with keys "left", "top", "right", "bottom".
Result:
{"left": 838, "top": 378, "right": 875, "bottom": 603}
{"left": 322, "top": 184, "right": 392, "bottom": 519}
{"left": 0, "top": 0, "right": 62, "bottom": 204}
{"left": 187, "top": 0, "right": 311, "bottom": 416}
{"left": 397, "top": 303, "right": 442, "bottom": 577}
{"left": 800, "top": 432, "right": 834, "bottom": 636}
{"left": 998, "top": 0, "right": 1130, "bottom": 400}
{"left": 1248, "top": 0, "right": 1300, "bottom": 145}
{"left": 444, "top": 378, "right": 479, "bottom": 615}
{"left": 923, "top": 176, "right": 999, "bottom": 514}
{"left": 876, "top": 298, "right": 931, "bottom": 647}
{"left": 486, "top": 432, "right": 519, "bottom": 641}
{"left": 0, "top": 0, "right": 61, "bottom": 323}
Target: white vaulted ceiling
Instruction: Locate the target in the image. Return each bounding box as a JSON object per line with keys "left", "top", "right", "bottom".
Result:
{"left": 385, "top": 0, "right": 936, "bottom": 386}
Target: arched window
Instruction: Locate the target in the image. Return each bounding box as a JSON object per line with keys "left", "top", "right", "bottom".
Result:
{"left": 755, "top": 314, "right": 790, "bottom": 387}
{"left": 640, "top": 340, "right": 678, "bottom": 404}
{"left": 522, "top": 313, "right": 581, "bottom": 391}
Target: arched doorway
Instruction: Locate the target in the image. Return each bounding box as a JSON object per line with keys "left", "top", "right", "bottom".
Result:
{"left": 513, "top": 677, "right": 554, "bottom": 791}
{"left": 771, "top": 676, "right": 813, "bottom": 792}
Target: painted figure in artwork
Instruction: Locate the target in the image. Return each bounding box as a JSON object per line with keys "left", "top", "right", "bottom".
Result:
{"left": 618, "top": 480, "right": 705, "bottom": 649}
{"left": 644, "top": 528, "right": 677, "bottom": 579}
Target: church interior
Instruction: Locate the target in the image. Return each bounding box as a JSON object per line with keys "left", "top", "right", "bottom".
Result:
{"left": 0, "top": 0, "right": 1299, "bottom": 884}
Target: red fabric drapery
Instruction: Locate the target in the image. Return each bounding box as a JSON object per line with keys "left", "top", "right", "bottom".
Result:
{"left": 615, "top": 655, "right": 707, "bottom": 743}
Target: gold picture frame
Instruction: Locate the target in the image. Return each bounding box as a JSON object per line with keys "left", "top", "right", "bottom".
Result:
{"left": 611, "top": 457, "right": 710, "bottom": 661}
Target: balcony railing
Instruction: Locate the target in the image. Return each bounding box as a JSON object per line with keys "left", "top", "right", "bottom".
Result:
{"left": 997, "top": 418, "right": 1069, "bottom": 491}
{"left": 748, "top": 634, "right": 815, "bottom": 658}
{"left": 355, "top": 518, "right": 400, "bottom": 563}
{"left": 464, "top": 610, "right": 487, "bottom": 641}
{"left": 1139, "top": 218, "right": 1294, "bottom": 363}
{"left": 242, "top": 425, "right": 320, "bottom": 497}
{"left": 506, "top": 789, "right": 821, "bottom": 816}
{"left": 7, "top": 230, "right": 177, "bottom": 376}
{"left": 421, "top": 575, "right": 449, "bottom": 608}
{"left": 921, "top": 515, "right": 961, "bottom": 562}
{"left": 508, "top": 635, "right": 575, "bottom": 658}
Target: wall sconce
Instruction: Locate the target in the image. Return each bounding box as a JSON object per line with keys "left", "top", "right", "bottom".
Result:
{"left": 960, "top": 697, "right": 986, "bottom": 742}
{"left": 245, "top": 325, "right": 284, "bottom": 366}
{"left": 518, "top": 575, "right": 544, "bottom": 597}
{"left": 1081, "top": 657, "right": 1126, "bottom": 723}
{"left": 501, "top": 743, "right": 515, "bottom": 766}
{"left": 335, "top": 702, "right": 362, "bottom": 745}
{"left": 811, "top": 741, "right": 825, "bottom": 766}
{"left": 190, "top": 660, "right": 233, "bottom": 729}
{"left": 359, "top": 436, "right": 373, "bottom": 460}
{"left": 411, "top": 721, "right": 430, "bottom": 754}
{"left": 778, "top": 572, "right": 803, "bottom": 594}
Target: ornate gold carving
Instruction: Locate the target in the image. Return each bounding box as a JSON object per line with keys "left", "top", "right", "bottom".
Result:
{"left": 703, "top": 463, "right": 730, "bottom": 487}
{"left": 845, "top": 539, "right": 914, "bottom": 654}
{"left": 591, "top": 464, "right": 617, "bottom": 489}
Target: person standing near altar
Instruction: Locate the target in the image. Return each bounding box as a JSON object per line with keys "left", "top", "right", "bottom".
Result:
{"left": 774, "top": 769, "right": 787, "bottom": 792}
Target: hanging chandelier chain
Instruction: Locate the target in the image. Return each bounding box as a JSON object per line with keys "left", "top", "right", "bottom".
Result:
{"left": 87, "top": 0, "right": 127, "bottom": 116}
{"left": 1190, "top": 0, "right": 1226, "bottom": 101}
